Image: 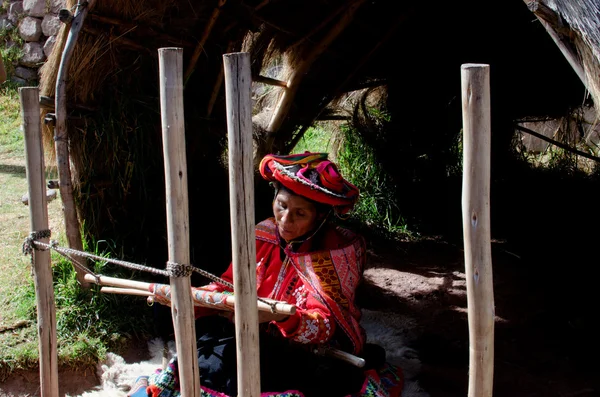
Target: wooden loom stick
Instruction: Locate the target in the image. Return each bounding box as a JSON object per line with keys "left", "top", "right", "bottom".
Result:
{"left": 96, "top": 282, "right": 365, "bottom": 368}
{"left": 86, "top": 274, "right": 296, "bottom": 315}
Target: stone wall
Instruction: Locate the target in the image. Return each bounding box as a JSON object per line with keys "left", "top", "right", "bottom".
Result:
{"left": 1, "top": 0, "right": 65, "bottom": 85}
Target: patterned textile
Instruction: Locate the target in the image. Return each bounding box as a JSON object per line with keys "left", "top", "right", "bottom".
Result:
{"left": 257, "top": 217, "right": 366, "bottom": 354}
{"left": 146, "top": 359, "right": 304, "bottom": 397}
{"left": 259, "top": 152, "right": 359, "bottom": 214}
{"left": 149, "top": 283, "right": 234, "bottom": 311}
{"left": 146, "top": 358, "right": 403, "bottom": 397}
{"left": 356, "top": 364, "right": 404, "bottom": 397}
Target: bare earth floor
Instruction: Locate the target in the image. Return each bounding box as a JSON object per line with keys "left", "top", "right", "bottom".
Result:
{"left": 1, "top": 237, "right": 599, "bottom": 397}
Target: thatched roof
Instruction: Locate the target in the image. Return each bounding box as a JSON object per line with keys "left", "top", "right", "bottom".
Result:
{"left": 37, "top": 0, "right": 600, "bottom": 272}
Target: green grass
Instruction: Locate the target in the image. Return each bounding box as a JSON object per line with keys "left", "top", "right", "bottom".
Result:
{"left": 293, "top": 121, "right": 414, "bottom": 239}
{"left": 0, "top": 83, "right": 23, "bottom": 157}
{"left": 0, "top": 85, "right": 154, "bottom": 382}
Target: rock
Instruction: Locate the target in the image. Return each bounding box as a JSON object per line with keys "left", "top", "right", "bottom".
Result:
{"left": 20, "top": 41, "right": 45, "bottom": 67}
{"left": 1, "top": 16, "right": 13, "bottom": 30}
{"left": 18, "top": 16, "right": 42, "bottom": 42}
{"left": 23, "top": 0, "right": 46, "bottom": 18}
{"left": 10, "top": 76, "right": 28, "bottom": 85}
{"left": 50, "top": 0, "right": 65, "bottom": 14}
{"left": 14, "top": 66, "right": 38, "bottom": 81}
{"left": 41, "top": 14, "right": 61, "bottom": 36}
{"left": 8, "top": 1, "right": 24, "bottom": 24}
{"left": 43, "top": 35, "right": 56, "bottom": 57}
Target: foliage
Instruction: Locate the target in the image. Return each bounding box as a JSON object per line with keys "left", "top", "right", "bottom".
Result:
{"left": 0, "top": 22, "right": 25, "bottom": 79}
{"left": 0, "top": 83, "right": 23, "bottom": 156}
{"left": 336, "top": 121, "right": 414, "bottom": 240}
{"left": 293, "top": 125, "right": 338, "bottom": 154}
{"left": 293, "top": 119, "right": 415, "bottom": 240}
{"left": 0, "top": 86, "right": 155, "bottom": 382}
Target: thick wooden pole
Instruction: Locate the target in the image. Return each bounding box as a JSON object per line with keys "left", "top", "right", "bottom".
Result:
{"left": 20, "top": 86, "right": 59, "bottom": 397}
{"left": 54, "top": 0, "right": 96, "bottom": 288}
{"left": 158, "top": 47, "right": 201, "bottom": 397}
{"left": 223, "top": 51, "right": 261, "bottom": 397}
{"left": 461, "top": 63, "right": 495, "bottom": 397}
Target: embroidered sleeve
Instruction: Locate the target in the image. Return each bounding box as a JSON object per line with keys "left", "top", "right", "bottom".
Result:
{"left": 270, "top": 289, "right": 336, "bottom": 345}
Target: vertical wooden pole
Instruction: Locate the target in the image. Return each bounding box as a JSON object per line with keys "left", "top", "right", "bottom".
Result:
{"left": 158, "top": 47, "right": 201, "bottom": 397}
{"left": 20, "top": 86, "right": 59, "bottom": 397}
{"left": 461, "top": 63, "right": 495, "bottom": 397}
{"left": 223, "top": 51, "right": 261, "bottom": 397}
{"left": 53, "top": 0, "right": 95, "bottom": 288}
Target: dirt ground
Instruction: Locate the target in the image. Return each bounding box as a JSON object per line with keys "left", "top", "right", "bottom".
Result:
{"left": 358, "top": 236, "right": 600, "bottom": 397}
{"left": 2, "top": 235, "right": 599, "bottom": 397}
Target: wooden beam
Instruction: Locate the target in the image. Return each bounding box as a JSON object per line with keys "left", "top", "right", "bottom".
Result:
{"left": 207, "top": 41, "right": 235, "bottom": 118}
{"left": 282, "top": 13, "right": 406, "bottom": 153}
{"left": 515, "top": 124, "right": 600, "bottom": 162}
{"left": 82, "top": 25, "right": 152, "bottom": 54}
{"left": 184, "top": 0, "right": 227, "bottom": 83}
{"left": 287, "top": 0, "right": 363, "bottom": 51}
{"left": 461, "top": 63, "right": 495, "bottom": 397}
{"left": 20, "top": 86, "right": 59, "bottom": 397}
{"left": 252, "top": 74, "right": 287, "bottom": 87}
{"left": 158, "top": 47, "right": 201, "bottom": 397}
{"left": 88, "top": 14, "right": 195, "bottom": 47}
{"left": 54, "top": 0, "right": 95, "bottom": 288}
{"left": 39, "top": 95, "right": 96, "bottom": 112}
{"left": 223, "top": 51, "right": 261, "bottom": 397}
{"left": 524, "top": 0, "right": 588, "bottom": 91}
{"left": 266, "top": 0, "right": 367, "bottom": 151}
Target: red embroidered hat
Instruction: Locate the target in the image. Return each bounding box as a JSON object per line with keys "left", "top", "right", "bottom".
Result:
{"left": 259, "top": 152, "right": 360, "bottom": 214}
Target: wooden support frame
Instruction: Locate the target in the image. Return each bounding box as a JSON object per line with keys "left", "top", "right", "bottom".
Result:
{"left": 461, "top": 63, "right": 495, "bottom": 397}
{"left": 284, "top": 13, "right": 405, "bottom": 153}
{"left": 252, "top": 74, "right": 287, "bottom": 87}
{"left": 223, "top": 51, "right": 261, "bottom": 397}
{"left": 524, "top": 0, "right": 588, "bottom": 91}
{"left": 207, "top": 41, "right": 235, "bottom": 118}
{"left": 265, "top": 0, "right": 366, "bottom": 150}
{"left": 184, "top": 0, "right": 227, "bottom": 83}
{"left": 54, "top": 0, "right": 96, "bottom": 288}
{"left": 20, "top": 86, "right": 59, "bottom": 397}
{"left": 158, "top": 47, "right": 201, "bottom": 397}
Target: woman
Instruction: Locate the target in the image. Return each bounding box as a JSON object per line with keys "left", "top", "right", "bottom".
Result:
{"left": 138, "top": 152, "right": 403, "bottom": 397}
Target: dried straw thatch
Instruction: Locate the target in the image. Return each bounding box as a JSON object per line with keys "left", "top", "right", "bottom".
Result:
{"left": 37, "top": 0, "right": 600, "bottom": 270}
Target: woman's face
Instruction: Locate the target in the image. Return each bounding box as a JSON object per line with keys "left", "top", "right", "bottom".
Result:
{"left": 272, "top": 189, "right": 319, "bottom": 242}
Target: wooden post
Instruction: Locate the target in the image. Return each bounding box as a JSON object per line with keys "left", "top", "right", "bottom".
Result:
{"left": 223, "top": 51, "right": 261, "bottom": 397}
{"left": 20, "top": 86, "right": 59, "bottom": 397}
{"left": 461, "top": 63, "right": 495, "bottom": 397}
{"left": 158, "top": 47, "right": 201, "bottom": 397}
{"left": 53, "top": 0, "right": 96, "bottom": 288}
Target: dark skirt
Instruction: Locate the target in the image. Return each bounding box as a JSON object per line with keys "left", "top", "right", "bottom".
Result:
{"left": 194, "top": 316, "right": 366, "bottom": 397}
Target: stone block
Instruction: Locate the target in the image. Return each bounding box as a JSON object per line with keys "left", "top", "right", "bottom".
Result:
{"left": 20, "top": 41, "right": 45, "bottom": 67}
{"left": 18, "top": 16, "right": 42, "bottom": 41}
{"left": 23, "top": 0, "right": 46, "bottom": 18}
{"left": 15, "top": 66, "right": 38, "bottom": 81}
{"left": 43, "top": 35, "right": 56, "bottom": 57}
{"left": 1, "top": 16, "right": 13, "bottom": 30}
{"left": 8, "top": 2, "right": 24, "bottom": 24}
{"left": 42, "top": 14, "right": 61, "bottom": 36}
{"left": 50, "top": 0, "right": 66, "bottom": 14}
